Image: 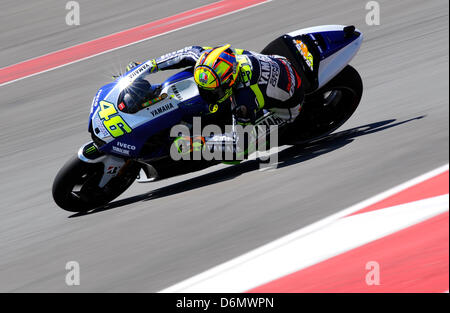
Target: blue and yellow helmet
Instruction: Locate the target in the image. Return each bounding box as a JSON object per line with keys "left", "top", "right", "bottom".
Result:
{"left": 194, "top": 45, "right": 238, "bottom": 104}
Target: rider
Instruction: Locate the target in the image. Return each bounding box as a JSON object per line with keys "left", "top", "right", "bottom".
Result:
{"left": 119, "top": 45, "right": 304, "bottom": 125}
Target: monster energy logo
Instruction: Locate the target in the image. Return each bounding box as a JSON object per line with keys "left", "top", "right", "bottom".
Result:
{"left": 85, "top": 145, "right": 97, "bottom": 154}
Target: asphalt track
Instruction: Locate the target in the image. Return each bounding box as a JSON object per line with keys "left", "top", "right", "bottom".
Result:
{"left": 0, "top": 0, "right": 448, "bottom": 292}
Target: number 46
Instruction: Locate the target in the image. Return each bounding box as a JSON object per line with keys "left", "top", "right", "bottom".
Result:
{"left": 98, "top": 100, "right": 132, "bottom": 137}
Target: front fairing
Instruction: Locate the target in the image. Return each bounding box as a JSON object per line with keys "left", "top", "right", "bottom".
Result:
{"left": 88, "top": 64, "right": 209, "bottom": 159}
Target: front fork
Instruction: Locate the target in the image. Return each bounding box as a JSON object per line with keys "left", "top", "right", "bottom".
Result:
{"left": 77, "top": 142, "right": 129, "bottom": 188}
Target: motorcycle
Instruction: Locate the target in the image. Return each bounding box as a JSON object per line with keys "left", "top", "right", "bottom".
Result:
{"left": 52, "top": 25, "right": 364, "bottom": 212}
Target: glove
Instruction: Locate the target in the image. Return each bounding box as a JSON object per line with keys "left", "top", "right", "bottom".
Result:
{"left": 126, "top": 61, "right": 142, "bottom": 72}
{"left": 112, "top": 61, "right": 142, "bottom": 79}
{"left": 127, "top": 59, "right": 159, "bottom": 73}
{"left": 233, "top": 104, "right": 254, "bottom": 124}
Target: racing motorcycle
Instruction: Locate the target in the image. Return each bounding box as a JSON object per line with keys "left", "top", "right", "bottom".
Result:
{"left": 52, "top": 25, "right": 364, "bottom": 212}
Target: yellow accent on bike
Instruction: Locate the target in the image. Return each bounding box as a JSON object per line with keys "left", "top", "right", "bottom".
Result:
{"left": 103, "top": 116, "right": 132, "bottom": 137}
{"left": 98, "top": 100, "right": 132, "bottom": 137}
{"left": 98, "top": 101, "right": 117, "bottom": 120}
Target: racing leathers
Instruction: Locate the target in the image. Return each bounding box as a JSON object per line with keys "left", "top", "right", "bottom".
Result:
{"left": 135, "top": 46, "right": 304, "bottom": 124}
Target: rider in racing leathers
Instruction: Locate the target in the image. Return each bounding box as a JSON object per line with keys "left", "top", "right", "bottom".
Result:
{"left": 119, "top": 45, "right": 304, "bottom": 126}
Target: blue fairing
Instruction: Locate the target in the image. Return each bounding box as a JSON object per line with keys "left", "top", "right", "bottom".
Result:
{"left": 161, "top": 68, "right": 209, "bottom": 118}
{"left": 162, "top": 69, "right": 209, "bottom": 115}
{"left": 163, "top": 69, "right": 193, "bottom": 88}
{"left": 308, "top": 30, "right": 361, "bottom": 60}
{"left": 92, "top": 68, "right": 208, "bottom": 159}
{"left": 88, "top": 82, "right": 115, "bottom": 132}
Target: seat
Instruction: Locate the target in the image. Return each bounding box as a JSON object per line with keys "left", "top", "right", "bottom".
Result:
{"left": 260, "top": 34, "right": 319, "bottom": 93}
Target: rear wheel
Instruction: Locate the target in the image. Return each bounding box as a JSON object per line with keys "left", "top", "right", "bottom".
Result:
{"left": 286, "top": 65, "right": 363, "bottom": 144}
{"left": 52, "top": 156, "right": 139, "bottom": 212}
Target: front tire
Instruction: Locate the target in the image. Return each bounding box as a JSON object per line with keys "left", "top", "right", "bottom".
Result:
{"left": 52, "top": 156, "right": 138, "bottom": 212}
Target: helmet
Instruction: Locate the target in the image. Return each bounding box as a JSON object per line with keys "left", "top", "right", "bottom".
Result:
{"left": 194, "top": 44, "right": 238, "bottom": 104}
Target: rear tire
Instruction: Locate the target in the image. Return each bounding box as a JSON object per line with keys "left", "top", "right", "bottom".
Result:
{"left": 286, "top": 65, "right": 363, "bottom": 144}
{"left": 52, "top": 156, "right": 138, "bottom": 212}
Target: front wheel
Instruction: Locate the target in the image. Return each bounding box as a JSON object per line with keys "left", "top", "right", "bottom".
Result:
{"left": 52, "top": 156, "right": 139, "bottom": 212}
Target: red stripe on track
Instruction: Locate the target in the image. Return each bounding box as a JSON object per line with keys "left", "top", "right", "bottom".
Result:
{"left": 0, "top": 0, "right": 268, "bottom": 85}
{"left": 248, "top": 212, "right": 449, "bottom": 293}
{"left": 349, "top": 171, "right": 449, "bottom": 216}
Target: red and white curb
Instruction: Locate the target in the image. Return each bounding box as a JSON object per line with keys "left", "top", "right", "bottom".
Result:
{"left": 161, "top": 164, "right": 449, "bottom": 293}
